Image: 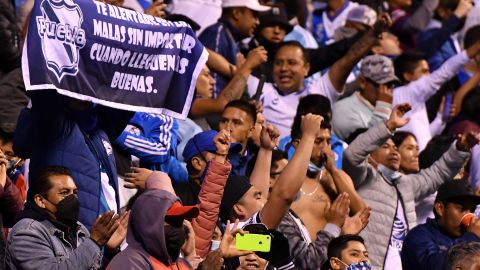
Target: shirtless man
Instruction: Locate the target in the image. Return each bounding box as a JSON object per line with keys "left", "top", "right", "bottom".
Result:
{"left": 278, "top": 113, "right": 371, "bottom": 270}
{"left": 290, "top": 118, "right": 368, "bottom": 239}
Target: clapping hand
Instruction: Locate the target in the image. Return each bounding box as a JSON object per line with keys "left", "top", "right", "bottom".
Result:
{"left": 90, "top": 211, "right": 120, "bottom": 247}
{"left": 325, "top": 193, "right": 350, "bottom": 228}
{"left": 106, "top": 211, "right": 129, "bottom": 250}
{"left": 342, "top": 207, "right": 371, "bottom": 235}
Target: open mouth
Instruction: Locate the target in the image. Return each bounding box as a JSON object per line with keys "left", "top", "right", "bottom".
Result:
{"left": 278, "top": 75, "right": 292, "bottom": 84}
{"left": 245, "top": 263, "right": 259, "bottom": 269}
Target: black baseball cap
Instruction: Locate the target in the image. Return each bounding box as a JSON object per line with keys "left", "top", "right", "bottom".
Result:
{"left": 435, "top": 180, "right": 480, "bottom": 205}
{"left": 219, "top": 175, "right": 252, "bottom": 223}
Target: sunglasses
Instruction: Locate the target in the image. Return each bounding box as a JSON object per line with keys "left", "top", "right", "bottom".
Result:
{"left": 366, "top": 78, "right": 397, "bottom": 89}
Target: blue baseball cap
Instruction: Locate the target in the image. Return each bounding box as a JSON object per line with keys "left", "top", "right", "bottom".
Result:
{"left": 182, "top": 130, "right": 242, "bottom": 163}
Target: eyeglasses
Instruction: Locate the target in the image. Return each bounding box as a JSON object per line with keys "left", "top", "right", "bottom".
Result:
{"left": 366, "top": 77, "right": 397, "bottom": 89}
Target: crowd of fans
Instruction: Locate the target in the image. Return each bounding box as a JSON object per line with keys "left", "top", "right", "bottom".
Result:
{"left": 1, "top": 0, "right": 480, "bottom": 269}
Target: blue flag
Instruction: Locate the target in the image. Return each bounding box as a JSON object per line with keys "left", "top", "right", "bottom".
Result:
{"left": 23, "top": 0, "right": 208, "bottom": 119}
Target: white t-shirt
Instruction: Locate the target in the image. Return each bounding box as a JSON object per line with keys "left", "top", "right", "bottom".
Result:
{"left": 384, "top": 200, "right": 408, "bottom": 270}
{"left": 247, "top": 74, "right": 341, "bottom": 138}
{"left": 393, "top": 50, "right": 469, "bottom": 151}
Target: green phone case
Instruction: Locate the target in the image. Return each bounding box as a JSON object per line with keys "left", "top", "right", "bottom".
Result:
{"left": 235, "top": 233, "right": 271, "bottom": 252}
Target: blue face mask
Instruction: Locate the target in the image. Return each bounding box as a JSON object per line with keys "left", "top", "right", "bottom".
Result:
{"left": 377, "top": 164, "right": 402, "bottom": 181}
{"left": 307, "top": 161, "right": 324, "bottom": 174}
{"left": 336, "top": 259, "right": 372, "bottom": 270}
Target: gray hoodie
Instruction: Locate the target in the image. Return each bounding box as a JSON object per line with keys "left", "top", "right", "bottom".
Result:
{"left": 107, "top": 189, "right": 191, "bottom": 269}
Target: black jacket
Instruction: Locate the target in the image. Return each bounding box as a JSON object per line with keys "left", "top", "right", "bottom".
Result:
{"left": 0, "top": 0, "right": 21, "bottom": 76}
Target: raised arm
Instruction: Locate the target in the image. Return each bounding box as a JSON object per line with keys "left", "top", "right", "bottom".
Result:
{"left": 453, "top": 72, "right": 480, "bottom": 116}
{"left": 206, "top": 48, "right": 236, "bottom": 79}
{"left": 416, "top": 0, "right": 472, "bottom": 57}
{"left": 306, "top": 32, "right": 362, "bottom": 76}
{"left": 260, "top": 114, "right": 322, "bottom": 229}
{"left": 190, "top": 47, "right": 268, "bottom": 118}
{"left": 114, "top": 113, "right": 174, "bottom": 164}
{"left": 328, "top": 14, "right": 392, "bottom": 91}
{"left": 409, "top": 132, "right": 477, "bottom": 200}
{"left": 343, "top": 103, "right": 411, "bottom": 187}
{"left": 397, "top": 0, "right": 439, "bottom": 33}
{"left": 193, "top": 129, "right": 232, "bottom": 258}
{"left": 323, "top": 146, "right": 366, "bottom": 214}
{"left": 402, "top": 44, "right": 480, "bottom": 104}
{"left": 249, "top": 124, "right": 279, "bottom": 199}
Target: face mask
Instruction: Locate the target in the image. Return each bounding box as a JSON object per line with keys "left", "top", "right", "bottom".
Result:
{"left": 46, "top": 194, "right": 80, "bottom": 228}
{"left": 164, "top": 225, "right": 187, "bottom": 261}
{"left": 307, "top": 161, "right": 324, "bottom": 174}
{"left": 377, "top": 164, "right": 402, "bottom": 181}
{"left": 211, "top": 240, "right": 221, "bottom": 251}
{"left": 336, "top": 259, "right": 372, "bottom": 270}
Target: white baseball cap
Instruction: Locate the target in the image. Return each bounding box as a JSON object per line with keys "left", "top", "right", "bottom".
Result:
{"left": 222, "top": 0, "right": 271, "bottom": 12}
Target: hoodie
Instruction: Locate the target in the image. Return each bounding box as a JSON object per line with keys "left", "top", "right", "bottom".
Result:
{"left": 107, "top": 189, "right": 192, "bottom": 269}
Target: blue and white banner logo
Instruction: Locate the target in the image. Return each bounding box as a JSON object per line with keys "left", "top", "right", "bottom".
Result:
{"left": 36, "top": 0, "right": 86, "bottom": 81}
{"left": 23, "top": 0, "right": 208, "bottom": 119}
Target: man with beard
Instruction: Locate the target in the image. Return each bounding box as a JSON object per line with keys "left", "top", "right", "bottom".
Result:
{"left": 401, "top": 180, "right": 480, "bottom": 270}
{"left": 6, "top": 166, "right": 122, "bottom": 270}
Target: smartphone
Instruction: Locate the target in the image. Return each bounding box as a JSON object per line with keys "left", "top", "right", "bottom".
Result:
{"left": 443, "top": 92, "right": 453, "bottom": 121}
{"left": 235, "top": 233, "right": 271, "bottom": 252}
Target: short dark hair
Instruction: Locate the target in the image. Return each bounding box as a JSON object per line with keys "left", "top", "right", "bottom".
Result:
{"left": 276, "top": 40, "right": 310, "bottom": 63}
{"left": 271, "top": 149, "right": 288, "bottom": 171}
{"left": 419, "top": 135, "right": 455, "bottom": 169}
{"left": 27, "top": 166, "right": 72, "bottom": 202}
{"left": 392, "top": 131, "right": 416, "bottom": 148}
{"left": 327, "top": 234, "right": 366, "bottom": 260}
{"left": 0, "top": 128, "right": 13, "bottom": 144}
{"left": 224, "top": 99, "right": 257, "bottom": 124}
{"left": 443, "top": 242, "right": 480, "bottom": 270}
{"left": 464, "top": 25, "right": 480, "bottom": 49}
{"left": 393, "top": 51, "right": 426, "bottom": 82}
{"left": 291, "top": 95, "right": 332, "bottom": 140}
{"left": 344, "top": 128, "right": 368, "bottom": 145}
{"left": 438, "top": 0, "right": 459, "bottom": 10}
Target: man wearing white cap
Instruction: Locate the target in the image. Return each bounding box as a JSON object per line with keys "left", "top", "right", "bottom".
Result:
{"left": 199, "top": 0, "right": 270, "bottom": 97}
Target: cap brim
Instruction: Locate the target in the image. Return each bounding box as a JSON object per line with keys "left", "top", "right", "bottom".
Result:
{"left": 261, "top": 20, "right": 293, "bottom": 33}
{"left": 229, "top": 142, "right": 243, "bottom": 153}
{"left": 166, "top": 202, "right": 200, "bottom": 219}
{"left": 446, "top": 195, "right": 480, "bottom": 206}
{"left": 376, "top": 75, "right": 401, "bottom": 85}
{"left": 246, "top": 3, "right": 271, "bottom": 12}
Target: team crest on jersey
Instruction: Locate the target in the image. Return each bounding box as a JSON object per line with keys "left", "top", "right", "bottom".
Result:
{"left": 36, "top": 0, "right": 86, "bottom": 82}
{"left": 102, "top": 139, "right": 113, "bottom": 156}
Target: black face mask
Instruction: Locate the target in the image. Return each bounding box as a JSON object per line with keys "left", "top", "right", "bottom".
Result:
{"left": 47, "top": 194, "right": 80, "bottom": 228}
{"left": 164, "top": 225, "right": 186, "bottom": 262}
